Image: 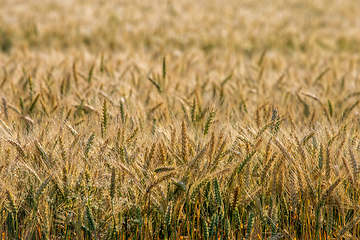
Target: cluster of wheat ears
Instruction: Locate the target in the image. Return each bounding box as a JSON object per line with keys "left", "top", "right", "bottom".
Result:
{"left": 1, "top": 0, "right": 360, "bottom": 239}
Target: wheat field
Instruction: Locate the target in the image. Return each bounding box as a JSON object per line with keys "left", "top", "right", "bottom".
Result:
{"left": 1, "top": 0, "right": 360, "bottom": 239}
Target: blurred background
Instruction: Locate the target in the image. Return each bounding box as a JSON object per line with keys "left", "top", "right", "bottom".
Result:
{"left": 1, "top": 0, "right": 359, "bottom": 56}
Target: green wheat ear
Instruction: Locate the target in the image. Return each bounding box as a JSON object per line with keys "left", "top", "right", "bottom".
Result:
{"left": 73, "top": 63, "right": 78, "bottom": 86}
{"left": 5, "top": 189, "right": 16, "bottom": 214}
{"left": 190, "top": 178, "right": 210, "bottom": 200}
{"left": 164, "top": 201, "right": 172, "bottom": 227}
{"left": 110, "top": 167, "right": 116, "bottom": 201}
{"left": 234, "top": 207, "right": 240, "bottom": 229}
{"left": 100, "top": 53, "right": 104, "bottom": 73}
{"left": 119, "top": 100, "right": 125, "bottom": 123}
{"left": 35, "top": 174, "right": 53, "bottom": 200}
{"left": 152, "top": 117, "right": 157, "bottom": 135}
{"left": 163, "top": 56, "right": 166, "bottom": 81}
{"left": 191, "top": 98, "right": 196, "bottom": 123}
{"left": 35, "top": 140, "right": 49, "bottom": 162}
{"left": 246, "top": 211, "right": 254, "bottom": 238}
{"left": 204, "top": 109, "right": 215, "bottom": 136}
{"left": 6, "top": 139, "right": 27, "bottom": 159}
{"left": 209, "top": 213, "right": 218, "bottom": 239}
{"left": 126, "top": 127, "right": 138, "bottom": 142}
{"left": 87, "top": 64, "right": 94, "bottom": 83}
{"left": 136, "top": 205, "right": 143, "bottom": 236}
{"left": 28, "top": 74, "right": 34, "bottom": 102}
{"left": 203, "top": 219, "right": 209, "bottom": 240}
{"left": 181, "top": 121, "right": 187, "bottom": 163}
{"left": 86, "top": 203, "right": 95, "bottom": 232}
{"left": 62, "top": 166, "right": 69, "bottom": 198}
{"left": 224, "top": 217, "right": 230, "bottom": 240}
{"left": 327, "top": 100, "right": 333, "bottom": 117}
{"left": 148, "top": 77, "right": 162, "bottom": 93}
{"left": 85, "top": 132, "right": 95, "bottom": 158}
{"left": 237, "top": 151, "right": 256, "bottom": 174}
{"left": 101, "top": 99, "right": 108, "bottom": 138}
{"left": 213, "top": 177, "right": 222, "bottom": 207}
{"left": 29, "top": 93, "right": 40, "bottom": 114}
{"left": 2, "top": 97, "right": 8, "bottom": 120}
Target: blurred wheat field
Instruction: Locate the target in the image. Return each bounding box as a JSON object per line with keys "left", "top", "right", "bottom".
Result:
{"left": 1, "top": 0, "right": 360, "bottom": 239}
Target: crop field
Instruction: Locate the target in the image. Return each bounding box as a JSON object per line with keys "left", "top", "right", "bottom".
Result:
{"left": 1, "top": 0, "right": 360, "bottom": 239}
